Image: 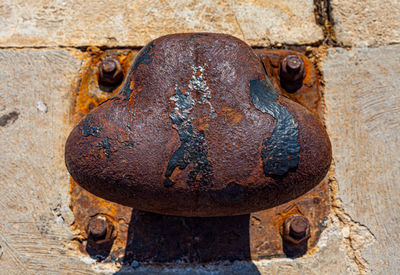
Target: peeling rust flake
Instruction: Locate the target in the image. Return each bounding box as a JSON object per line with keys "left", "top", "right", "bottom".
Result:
{"left": 81, "top": 114, "right": 102, "bottom": 137}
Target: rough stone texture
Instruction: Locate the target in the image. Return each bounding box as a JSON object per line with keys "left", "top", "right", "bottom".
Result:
{"left": 0, "top": 49, "right": 97, "bottom": 274}
{"left": 0, "top": 0, "right": 322, "bottom": 47}
{"left": 323, "top": 45, "right": 400, "bottom": 274}
{"left": 331, "top": 0, "right": 400, "bottom": 47}
{"left": 232, "top": 0, "right": 323, "bottom": 46}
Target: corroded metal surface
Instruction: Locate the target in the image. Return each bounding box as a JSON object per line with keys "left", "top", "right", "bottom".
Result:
{"left": 65, "top": 33, "right": 331, "bottom": 217}
{"left": 68, "top": 36, "right": 330, "bottom": 263}
{"left": 255, "top": 48, "right": 323, "bottom": 118}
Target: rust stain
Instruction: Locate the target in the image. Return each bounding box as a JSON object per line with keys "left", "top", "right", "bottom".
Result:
{"left": 220, "top": 106, "right": 243, "bottom": 124}
{"left": 69, "top": 49, "right": 136, "bottom": 261}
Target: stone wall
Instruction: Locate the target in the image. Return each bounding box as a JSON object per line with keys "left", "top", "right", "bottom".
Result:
{"left": 0, "top": 1, "right": 398, "bottom": 274}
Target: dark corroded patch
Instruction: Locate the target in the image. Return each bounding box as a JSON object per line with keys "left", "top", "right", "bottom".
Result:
{"left": 81, "top": 114, "right": 102, "bottom": 137}
{"left": 250, "top": 79, "right": 300, "bottom": 176}
{"left": 164, "top": 86, "right": 213, "bottom": 188}
{"left": 121, "top": 42, "right": 155, "bottom": 100}
{"left": 0, "top": 111, "right": 19, "bottom": 127}
{"left": 212, "top": 182, "right": 248, "bottom": 204}
{"left": 123, "top": 140, "right": 135, "bottom": 148}
{"left": 132, "top": 42, "right": 155, "bottom": 70}
{"left": 121, "top": 82, "right": 134, "bottom": 100}
{"left": 98, "top": 138, "right": 111, "bottom": 158}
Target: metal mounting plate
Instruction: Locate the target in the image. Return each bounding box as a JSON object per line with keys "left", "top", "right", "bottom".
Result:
{"left": 69, "top": 48, "right": 329, "bottom": 263}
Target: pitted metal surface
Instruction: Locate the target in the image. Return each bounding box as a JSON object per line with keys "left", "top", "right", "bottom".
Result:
{"left": 67, "top": 34, "right": 331, "bottom": 263}
{"left": 65, "top": 33, "right": 331, "bottom": 217}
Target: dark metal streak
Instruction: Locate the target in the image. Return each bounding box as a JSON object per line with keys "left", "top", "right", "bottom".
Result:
{"left": 250, "top": 79, "right": 300, "bottom": 176}
{"left": 132, "top": 42, "right": 155, "bottom": 71}
{"left": 164, "top": 87, "right": 213, "bottom": 188}
{"left": 97, "top": 138, "right": 112, "bottom": 158}
{"left": 121, "top": 42, "right": 155, "bottom": 100}
{"left": 81, "top": 114, "right": 102, "bottom": 137}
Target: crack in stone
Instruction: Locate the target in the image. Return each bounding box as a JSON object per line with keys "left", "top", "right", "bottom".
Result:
{"left": 230, "top": 0, "right": 246, "bottom": 41}
{"left": 328, "top": 164, "right": 376, "bottom": 274}
{"left": 313, "top": 0, "right": 338, "bottom": 46}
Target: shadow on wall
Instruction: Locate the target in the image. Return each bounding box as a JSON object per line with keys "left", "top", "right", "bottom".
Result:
{"left": 113, "top": 210, "right": 261, "bottom": 274}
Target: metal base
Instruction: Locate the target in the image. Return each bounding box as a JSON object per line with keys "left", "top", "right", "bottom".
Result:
{"left": 69, "top": 48, "right": 329, "bottom": 263}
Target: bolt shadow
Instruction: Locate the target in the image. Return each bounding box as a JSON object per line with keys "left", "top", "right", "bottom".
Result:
{"left": 114, "top": 210, "right": 261, "bottom": 274}
{"left": 280, "top": 79, "right": 303, "bottom": 93}
{"left": 86, "top": 237, "right": 114, "bottom": 261}
{"left": 283, "top": 241, "right": 308, "bottom": 258}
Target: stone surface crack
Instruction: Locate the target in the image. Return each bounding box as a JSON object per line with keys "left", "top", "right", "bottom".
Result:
{"left": 328, "top": 165, "right": 376, "bottom": 274}
{"left": 313, "top": 0, "right": 339, "bottom": 46}
{"left": 231, "top": 0, "right": 246, "bottom": 41}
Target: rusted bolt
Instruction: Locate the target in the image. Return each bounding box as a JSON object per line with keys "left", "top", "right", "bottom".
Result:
{"left": 280, "top": 55, "right": 305, "bottom": 82}
{"left": 283, "top": 214, "right": 310, "bottom": 245}
{"left": 98, "top": 58, "right": 123, "bottom": 88}
{"left": 87, "top": 216, "right": 107, "bottom": 240}
{"left": 87, "top": 215, "right": 114, "bottom": 241}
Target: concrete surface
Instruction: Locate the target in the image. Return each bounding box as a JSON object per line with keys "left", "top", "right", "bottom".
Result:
{"left": 0, "top": 0, "right": 399, "bottom": 274}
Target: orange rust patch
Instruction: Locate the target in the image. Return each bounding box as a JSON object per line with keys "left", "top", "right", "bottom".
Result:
{"left": 220, "top": 106, "right": 243, "bottom": 124}
{"left": 69, "top": 49, "right": 137, "bottom": 260}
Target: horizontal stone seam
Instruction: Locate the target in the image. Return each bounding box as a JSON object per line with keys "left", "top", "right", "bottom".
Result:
{"left": 0, "top": 43, "right": 356, "bottom": 53}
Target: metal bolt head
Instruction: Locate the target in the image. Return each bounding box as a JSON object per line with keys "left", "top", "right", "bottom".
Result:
{"left": 289, "top": 216, "right": 308, "bottom": 238}
{"left": 87, "top": 216, "right": 108, "bottom": 240}
{"left": 280, "top": 55, "right": 305, "bottom": 82}
{"left": 98, "top": 58, "right": 123, "bottom": 87}
{"left": 101, "top": 60, "right": 117, "bottom": 74}
{"left": 283, "top": 214, "right": 310, "bottom": 245}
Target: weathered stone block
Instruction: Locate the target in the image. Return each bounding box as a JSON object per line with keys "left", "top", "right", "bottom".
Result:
{"left": 323, "top": 45, "right": 400, "bottom": 274}
{"left": 0, "top": 49, "right": 97, "bottom": 274}
{"left": 0, "top": 0, "right": 322, "bottom": 47}
{"left": 331, "top": 0, "right": 400, "bottom": 46}
{"left": 232, "top": 0, "right": 323, "bottom": 46}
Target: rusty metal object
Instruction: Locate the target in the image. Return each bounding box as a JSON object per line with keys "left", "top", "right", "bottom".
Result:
{"left": 279, "top": 55, "right": 305, "bottom": 93}
{"left": 98, "top": 58, "right": 124, "bottom": 90}
{"left": 87, "top": 216, "right": 107, "bottom": 240}
{"left": 282, "top": 214, "right": 311, "bottom": 245}
{"left": 280, "top": 55, "right": 305, "bottom": 83}
{"left": 65, "top": 33, "right": 332, "bottom": 217}
{"left": 254, "top": 49, "right": 323, "bottom": 117}
{"left": 86, "top": 214, "right": 116, "bottom": 242}
{"left": 84, "top": 214, "right": 117, "bottom": 260}
{"left": 68, "top": 37, "right": 330, "bottom": 263}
